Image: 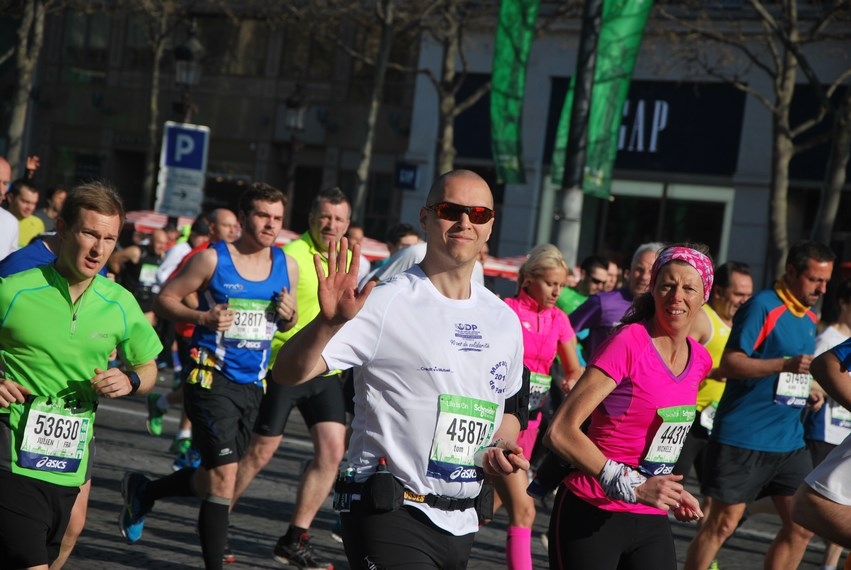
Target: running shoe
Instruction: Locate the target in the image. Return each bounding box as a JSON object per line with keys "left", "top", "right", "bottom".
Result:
{"left": 708, "top": 560, "right": 720, "bottom": 570}
{"left": 146, "top": 393, "right": 165, "bottom": 437}
{"left": 172, "top": 447, "right": 202, "bottom": 471}
{"left": 119, "top": 472, "right": 152, "bottom": 543}
{"left": 223, "top": 545, "right": 237, "bottom": 564}
{"left": 169, "top": 437, "right": 192, "bottom": 454}
{"left": 273, "top": 533, "right": 334, "bottom": 569}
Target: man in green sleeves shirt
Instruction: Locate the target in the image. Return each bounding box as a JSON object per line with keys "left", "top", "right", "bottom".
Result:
{"left": 0, "top": 181, "right": 162, "bottom": 569}
{"left": 556, "top": 254, "right": 610, "bottom": 316}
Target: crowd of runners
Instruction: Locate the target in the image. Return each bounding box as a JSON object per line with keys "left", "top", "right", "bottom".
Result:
{"left": 0, "top": 157, "right": 849, "bottom": 570}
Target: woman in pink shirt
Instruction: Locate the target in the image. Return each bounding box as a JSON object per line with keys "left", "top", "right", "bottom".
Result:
{"left": 545, "top": 244, "right": 714, "bottom": 569}
{"left": 497, "top": 244, "right": 583, "bottom": 570}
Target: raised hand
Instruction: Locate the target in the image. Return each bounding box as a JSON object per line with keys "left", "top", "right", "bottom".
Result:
{"left": 25, "top": 155, "right": 41, "bottom": 175}
{"left": 315, "top": 237, "right": 375, "bottom": 326}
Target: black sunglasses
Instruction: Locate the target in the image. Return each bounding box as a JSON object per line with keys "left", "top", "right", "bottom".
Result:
{"left": 426, "top": 202, "right": 495, "bottom": 225}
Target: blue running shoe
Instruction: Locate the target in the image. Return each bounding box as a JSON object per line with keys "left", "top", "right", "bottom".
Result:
{"left": 119, "top": 472, "right": 152, "bottom": 543}
{"left": 172, "top": 447, "right": 202, "bottom": 472}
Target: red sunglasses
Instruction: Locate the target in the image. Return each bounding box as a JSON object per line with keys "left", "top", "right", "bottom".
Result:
{"left": 426, "top": 201, "right": 495, "bottom": 224}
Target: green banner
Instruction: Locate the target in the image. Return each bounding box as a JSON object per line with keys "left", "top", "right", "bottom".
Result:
{"left": 490, "top": 0, "right": 540, "bottom": 184}
{"left": 550, "top": 75, "right": 576, "bottom": 187}
{"left": 551, "top": 0, "right": 653, "bottom": 197}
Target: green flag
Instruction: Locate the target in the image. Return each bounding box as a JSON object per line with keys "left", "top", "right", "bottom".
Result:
{"left": 551, "top": 0, "right": 653, "bottom": 197}
{"left": 550, "top": 75, "right": 576, "bottom": 187}
{"left": 491, "top": 0, "right": 540, "bottom": 184}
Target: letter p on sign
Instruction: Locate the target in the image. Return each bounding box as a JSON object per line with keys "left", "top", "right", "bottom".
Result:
{"left": 161, "top": 122, "right": 209, "bottom": 171}
{"left": 175, "top": 134, "right": 195, "bottom": 163}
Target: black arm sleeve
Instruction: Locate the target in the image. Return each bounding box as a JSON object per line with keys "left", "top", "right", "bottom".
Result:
{"left": 503, "top": 366, "right": 530, "bottom": 430}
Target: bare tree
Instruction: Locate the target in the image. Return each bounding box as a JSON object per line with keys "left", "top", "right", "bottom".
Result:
{"left": 419, "top": 0, "right": 496, "bottom": 177}
{"left": 812, "top": 91, "right": 851, "bottom": 245}
{"left": 131, "top": 0, "right": 182, "bottom": 211}
{"left": 5, "top": 0, "right": 50, "bottom": 173}
{"left": 660, "top": 0, "right": 851, "bottom": 278}
{"left": 421, "top": 0, "right": 575, "bottom": 176}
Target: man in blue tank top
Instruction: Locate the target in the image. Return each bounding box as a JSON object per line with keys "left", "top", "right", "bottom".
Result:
{"left": 119, "top": 183, "right": 299, "bottom": 569}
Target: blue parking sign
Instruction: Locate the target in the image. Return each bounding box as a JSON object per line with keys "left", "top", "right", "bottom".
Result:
{"left": 155, "top": 121, "right": 210, "bottom": 217}
{"left": 162, "top": 122, "right": 209, "bottom": 171}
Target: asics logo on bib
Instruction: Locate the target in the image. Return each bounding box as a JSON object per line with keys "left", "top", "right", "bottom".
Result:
{"left": 237, "top": 340, "right": 262, "bottom": 349}
{"left": 36, "top": 457, "right": 68, "bottom": 470}
{"left": 654, "top": 464, "right": 674, "bottom": 476}
{"left": 450, "top": 466, "right": 478, "bottom": 480}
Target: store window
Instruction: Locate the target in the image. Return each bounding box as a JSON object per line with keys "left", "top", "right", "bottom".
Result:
{"left": 590, "top": 181, "right": 733, "bottom": 265}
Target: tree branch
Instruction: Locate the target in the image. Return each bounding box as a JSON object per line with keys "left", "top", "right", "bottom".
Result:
{"left": 793, "top": 131, "right": 832, "bottom": 155}
{"left": 451, "top": 78, "right": 491, "bottom": 118}
{"left": 0, "top": 46, "right": 12, "bottom": 68}
{"left": 657, "top": 8, "right": 777, "bottom": 79}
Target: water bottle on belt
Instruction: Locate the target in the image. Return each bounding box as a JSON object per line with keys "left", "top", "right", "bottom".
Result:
{"left": 333, "top": 464, "right": 356, "bottom": 512}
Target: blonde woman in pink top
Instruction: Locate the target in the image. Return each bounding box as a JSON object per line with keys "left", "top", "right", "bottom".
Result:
{"left": 497, "top": 244, "right": 583, "bottom": 570}
{"left": 544, "top": 244, "right": 714, "bottom": 569}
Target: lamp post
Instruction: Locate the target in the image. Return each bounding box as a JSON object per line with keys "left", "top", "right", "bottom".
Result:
{"left": 174, "top": 20, "right": 204, "bottom": 124}
{"left": 284, "top": 86, "right": 307, "bottom": 228}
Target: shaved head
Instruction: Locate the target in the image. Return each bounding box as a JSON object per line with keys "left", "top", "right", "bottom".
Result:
{"left": 426, "top": 170, "right": 492, "bottom": 208}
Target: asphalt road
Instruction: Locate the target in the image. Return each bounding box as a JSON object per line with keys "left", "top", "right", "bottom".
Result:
{"left": 61, "top": 382, "right": 836, "bottom": 569}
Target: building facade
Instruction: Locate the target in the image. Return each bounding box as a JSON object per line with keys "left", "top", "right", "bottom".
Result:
{"left": 3, "top": 5, "right": 850, "bottom": 291}
{"left": 400, "top": 13, "right": 851, "bottom": 290}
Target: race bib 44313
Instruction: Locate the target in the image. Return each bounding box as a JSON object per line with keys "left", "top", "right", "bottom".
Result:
{"left": 640, "top": 405, "right": 695, "bottom": 476}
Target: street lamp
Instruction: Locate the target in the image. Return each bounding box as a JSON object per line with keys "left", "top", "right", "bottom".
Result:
{"left": 174, "top": 20, "right": 204, "bottom": 124}
{"left": 284, "top": 89, "right": 307, "bottom": 131}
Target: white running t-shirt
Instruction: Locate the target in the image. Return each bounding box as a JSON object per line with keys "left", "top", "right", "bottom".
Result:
{"left": 323, "top": 265, "right": 524, "bottom": 535}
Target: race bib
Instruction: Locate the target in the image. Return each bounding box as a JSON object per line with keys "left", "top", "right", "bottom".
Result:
{"left": 427, "top": 394, "right": 497, "bottom": 483}
{"left": 138, "top": 263, "right": 159, "bottom": 287}
{"left": 224, "top": 298, "right": 276, "bottom": 348}
{"left": 774, "top": 372, "right": 812, "bottom": 408}
{"left": 830, "top": 404, "right": 851, "bottom": 429}
{"left": 640, "top": 405, "right": 695, "bottom": 476}
{"left": 699, "top": 401, "right": 718, "bottom": 431}
{"left": 528, "top": 372, "right": 552, "bottom": 411}
{"left": 11, "top": 396, "right": 94, "bottom": 485}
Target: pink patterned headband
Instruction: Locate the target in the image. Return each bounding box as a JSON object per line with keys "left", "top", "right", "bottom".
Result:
{"left": 650, "top": 246, "right": 714, "bottom": 302}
